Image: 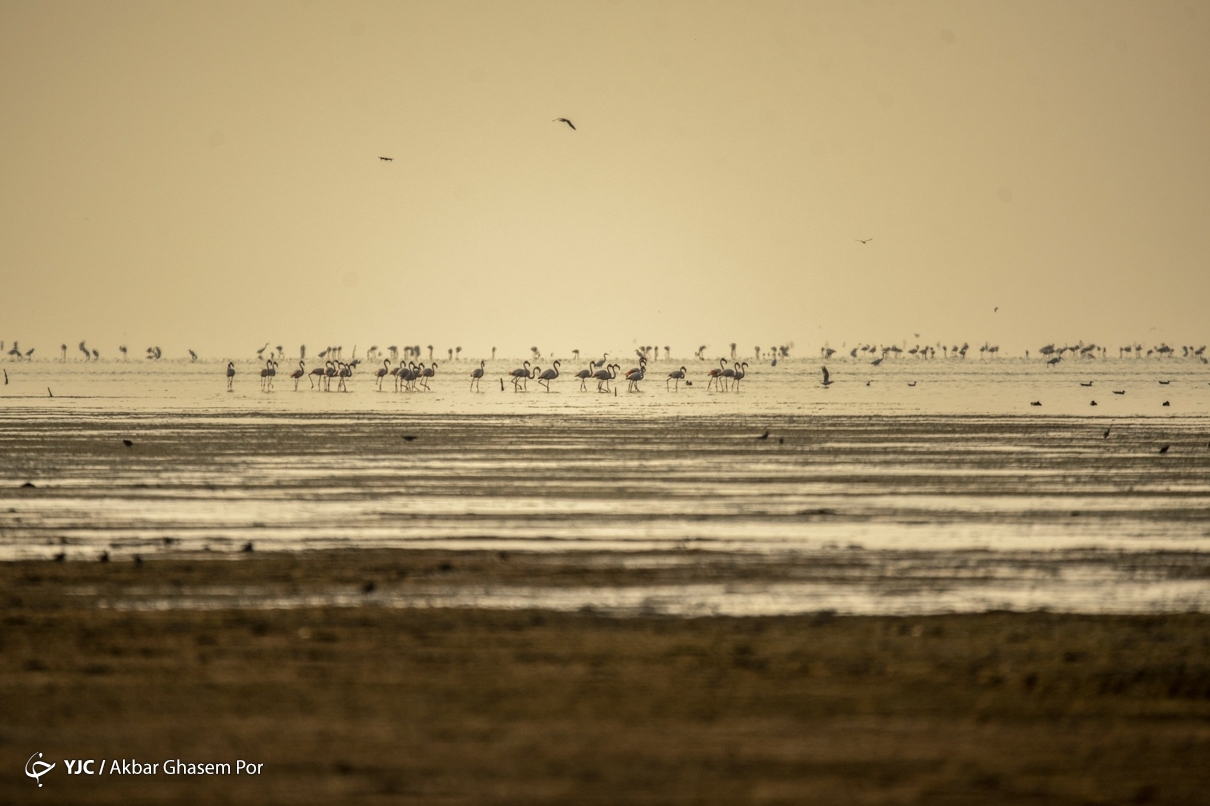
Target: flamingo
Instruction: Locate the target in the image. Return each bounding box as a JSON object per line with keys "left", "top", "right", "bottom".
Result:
{"left": 420, "top": 361, "right": 437, "bottom": 391}
{"left": 226, "top": 361, "right": 235, "bottom": 392}
{"left": 591, "top": 353, "right": 609, "bottom": 369}
{"left": 731, "top": 362, "right": 748, "bottom": 391}
{"left": 324, "top": 360, "right": 338, "bottom": 391}
{"left": 625, "top": 362, "right": 645, "bottom": 392}
{"left": 260, "top": 359, "right": 274, "bottom": 391}
{"left": 592, "top": 363, "right": 618, "bottom": 392}
{"left": 537, "top": 361, "right": 561, "bottom": 391}
{"left": 706, "top": 358, "right": 727, "bottom": 391}
{"left": 375, "top": 359, "right": 391, "bottom": 390}
{"left": 470, "top": 360, "right": 485, "bottom": 391}
{"left": 291, "top": 360, "right": 305, "bottom": 391}
{"left": 398, "top": 363, "right": 419, "bottom": 392}
{"left": 509, "top": 361, "right": 532, "bottom": 392}
{"left": 720, "top": 362, "right": 737, "bottom": 391}
{"left": 666, "top": 366, "right": 687, "bottom": 391}
{"left": 309, "top": 362, "right": 327, "bottom": 389}
{"left": 574, "top": 364, "right": 594, "bottom": 391}
{"left": 338, "top": 361, "right": 352, "bottom": 392}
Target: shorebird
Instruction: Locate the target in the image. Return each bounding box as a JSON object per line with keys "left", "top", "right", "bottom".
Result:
{"left": 537, "top": 361, "right": 561, "bottom": 391}
{"left": 509, "top": 361, "right": 534, "bottom": 392}
{"left": 666, "top": 366, "right": 687, "bottom": 391}
{"left": 573, "top": 365, "right": 593, "bottom": 391}
{"left": 553, "top": 117, "right": 576, "bottom": 130}
{"left": 420, "top": 362, "right": 437, "bottom": 391}
{"left": 732, "top": 362, "right": 748, "bottom": 391}
{"left": 625, "top": 362, "right": 645, "bottom": 392}
{"left": 592, "top": 363, "right": 618, "bottom": 392}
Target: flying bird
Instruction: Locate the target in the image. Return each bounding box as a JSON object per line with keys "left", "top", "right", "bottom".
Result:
{"left": 379, "top": 156, "right": 393, "bottom": 161}
{"left": 855, "top": 238, "right": 873, "bottom": 244}
{"left": 553, "top": 118, "right": 576, "bottom": 130}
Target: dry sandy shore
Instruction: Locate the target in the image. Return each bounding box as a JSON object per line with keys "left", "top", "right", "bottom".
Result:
{"left": 3, "top": 550, "right": 1209, "bottom": 804}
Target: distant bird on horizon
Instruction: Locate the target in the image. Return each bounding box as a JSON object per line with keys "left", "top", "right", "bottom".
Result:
{"left": 855, "top": 238, "right": 873, "bottom": 244}
{"left": 553, "top": 118, "right": 576, "bottom": 130}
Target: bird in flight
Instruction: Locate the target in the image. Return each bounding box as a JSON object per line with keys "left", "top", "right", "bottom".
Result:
{"left": 993, "top": 306, "right": 999, "bottom": 312}
{"left": 553, "top": 118, "right": 576, "bottom": 130}
{"left": 379, "top": 156, "right": 393, "bottom": 162}
{"left": 855, "top": 238, "right": 873, "bottom": 244}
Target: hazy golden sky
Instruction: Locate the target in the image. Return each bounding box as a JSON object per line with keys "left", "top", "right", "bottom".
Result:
{"left": 1, "top": 0, "right": 1208, "bottom": 359}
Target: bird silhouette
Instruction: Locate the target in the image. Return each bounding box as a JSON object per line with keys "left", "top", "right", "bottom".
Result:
{"left": 553, "top": 118, "right": 576, "bottom": 130}
{"left": 821, "top": 366, "right": 833, "bottom": 387}
{"left": 379, "top": 156, "right": 393, "bottom": 161}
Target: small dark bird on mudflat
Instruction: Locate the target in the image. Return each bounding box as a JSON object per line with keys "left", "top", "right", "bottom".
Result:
{"left": 242, "top": 541, "right": 254, "bottom": 553}
{"left": 1163, "top": 401, "right": 1170, "bottom": 407}
{"left": 1080, "top": 382, "right": 1093, "bottom": 387}
{"left": 1159, "top": 445, "right": 1169, "bottom": 454}
{"left": 1104, "top": 428, "right": 1111, "bottom": 438}
{"left": 123, "top": 439, "right": 133, "bottom": 447}
{"left": 758, "top": 430, "right": 770, "bottom": 440}
{"left": 1090, "top": 401, "right": 1097, "bottom": 406}
{"left": 1030, "top": 401, "right": 1042, "bottom": 406}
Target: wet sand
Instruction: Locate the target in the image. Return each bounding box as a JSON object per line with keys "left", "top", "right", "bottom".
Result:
{"left": 4, "top": 551, "right": 1210, "bottom": 804}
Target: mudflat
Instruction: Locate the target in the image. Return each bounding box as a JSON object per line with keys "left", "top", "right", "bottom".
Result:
{"left": 3, "top": 551, "right": 1209, "bottom": 804}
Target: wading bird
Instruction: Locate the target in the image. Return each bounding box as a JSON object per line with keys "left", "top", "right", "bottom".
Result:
{"left": 821, "top": 366, "right": 833, "bottom": 387}
{"left": 593, "top": 363, "right": 618, "bottom": 393}
{"left": 574, "top": 365, "right": 594, "bottom": 391}
{"left": 509, "top": 361, "right": 533, "bottom": 392}
{"left": 290, "top": 361, "right": 305, "bottom": 390}
{"left": 226, "top": 362, "right": 235, "bottom": 391}
{"left": 470, "top": 360, "right": 485, "bottom": 391}
{"left": 537, "top": 361, "right": 561, "bottom": 392}
{"left": 625, "top": 362, "right": 645, "bottom": 392}
{"left": 375, "top": 360, "right": 391, "bottom": 390}
{"left": 666, "top": 366, "right": 687, "bottom": 391}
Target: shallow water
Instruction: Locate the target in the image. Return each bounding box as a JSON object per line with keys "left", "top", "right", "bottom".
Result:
{"left": 3, "top": 356, "right": 1209, "bottom": 614}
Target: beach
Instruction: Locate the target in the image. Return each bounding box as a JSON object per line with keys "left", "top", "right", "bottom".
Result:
{"left": 3, "top": 359, "right": 1209, "bottom": 802}
{"left": 4, "top": 551, "right": 1210, "bottom": 804}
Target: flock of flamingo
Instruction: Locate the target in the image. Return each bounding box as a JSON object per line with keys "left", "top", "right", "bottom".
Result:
{"left": 230, "top": 354, "right": 757, "bottom": 394}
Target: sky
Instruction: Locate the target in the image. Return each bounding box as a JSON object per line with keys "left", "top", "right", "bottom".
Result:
{"left": 1, "top": 0, "right": 1208, "bottom": 360}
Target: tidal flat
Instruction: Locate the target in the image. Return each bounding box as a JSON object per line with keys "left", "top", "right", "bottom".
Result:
{"left": 3, "top": 551, "right": 1210, "bottom": 804}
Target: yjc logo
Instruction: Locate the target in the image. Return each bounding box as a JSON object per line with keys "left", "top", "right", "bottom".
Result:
{"left": 25, "top": 752, "right": 56, "bottom": 787}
